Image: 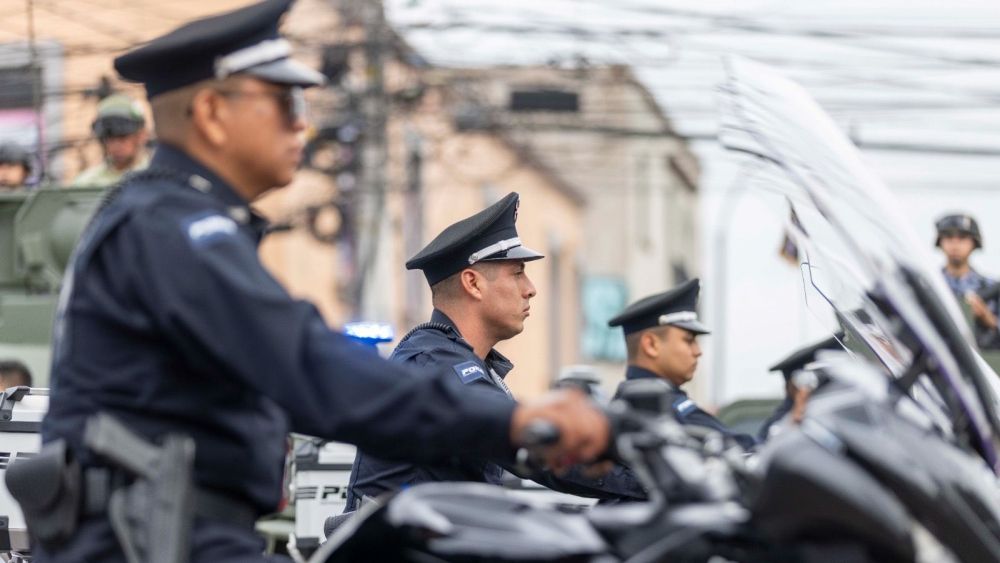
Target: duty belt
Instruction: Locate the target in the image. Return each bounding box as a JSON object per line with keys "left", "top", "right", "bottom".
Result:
{"left": 81, "top": 467, "right": 259, "bottom": 530}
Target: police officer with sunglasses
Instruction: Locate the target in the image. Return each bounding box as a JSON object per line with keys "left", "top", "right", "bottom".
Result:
{"left": 31, "top": 2, "right": 610, "bottom": 561}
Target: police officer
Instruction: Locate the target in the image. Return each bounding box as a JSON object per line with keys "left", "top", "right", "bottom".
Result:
{"left": 935, "top": 213, "right": 1000, "bottom": 349}
{"left": 345, "top": 193, "right": 645, "bottom": 509}
{"left": 757, "top": 333, "right": 843, "bottom": 442}
{"left": 38, "top": 3, "right": 609, "bottom": 561}
{"left": 71, "top": 94, "right": 150, "bottom": 188}
{"left": 608, "top": 279, "right": 756, "bottom": 450}
{"left": 0, "top": 142, "right": 32, "bottom": 189}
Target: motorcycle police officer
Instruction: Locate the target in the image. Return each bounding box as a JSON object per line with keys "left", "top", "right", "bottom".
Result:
{"left": 608, "top": 279, "right": 756, "bottom": 450}
{"left": 346, "top": 193, "right": 645, "bottom": 510}
{"left": 757, "top": 333, "right": 843, "bottom": 442}
{"left": 32, "top": 2, "right": 610, "bottom": 561}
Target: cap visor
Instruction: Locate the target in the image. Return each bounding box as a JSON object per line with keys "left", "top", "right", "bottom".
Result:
{"left": 243, "top": 58, "right": 326, "bottom": 88}
{"left": 479, "top": 244, "right": 545, "bottom": 263}
{"left": 672, "top": 320, "right": 711, "bottom": 335}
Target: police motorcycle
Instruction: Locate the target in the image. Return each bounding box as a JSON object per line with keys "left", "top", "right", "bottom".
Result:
{"left": 302, "top": 57, "right": 1000, "bottom": 563}
{"left": 0, "top": 387, "right": 47, "bottom": 563}
{"left": 286, "top": 322, "right": 394, "bottom": 560}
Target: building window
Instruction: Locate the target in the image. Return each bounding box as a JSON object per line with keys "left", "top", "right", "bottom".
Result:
{"left": 581, "top": 276, "right": 627, "bottom": 361}
{"left": 509, "top": 89, "right": 579, "bottom": 113}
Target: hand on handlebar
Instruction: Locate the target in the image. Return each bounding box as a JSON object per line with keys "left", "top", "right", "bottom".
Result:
{"left": 510, "top": 388, "right": 610, "bottom": 473}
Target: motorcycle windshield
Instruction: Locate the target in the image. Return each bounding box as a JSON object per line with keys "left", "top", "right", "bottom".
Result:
{"left": 717, "top": 57, "right": 1000, "bottom": 471}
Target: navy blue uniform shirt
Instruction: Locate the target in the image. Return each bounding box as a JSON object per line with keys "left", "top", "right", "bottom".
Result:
{"left": 347, "top": 310, "right": 515, "bottom": 507}
{"left": 614, "top": 366, "right": 756, "bottom": 451}
{"left": 43, "top": 144, "right": 516, "bottom": 515}
{"left": 347, "top": 310, "right": 645, "bottom": 509}
{"left": 757, "top": 396, "right": 793, "bottom": 442}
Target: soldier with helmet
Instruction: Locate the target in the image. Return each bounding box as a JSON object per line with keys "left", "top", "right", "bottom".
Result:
{"left": 71, "top": 93, "right": 150, "bottom": 188}
{"left": 0, "top": 142, "right": 33, "bottom": 189}
{"left": 936, "top": 213, "right": 1000, "bottom": 349}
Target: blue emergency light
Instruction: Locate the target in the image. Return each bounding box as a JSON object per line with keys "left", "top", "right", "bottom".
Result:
{"left": 342, "top": 322, "right": 394, "bottom": 348}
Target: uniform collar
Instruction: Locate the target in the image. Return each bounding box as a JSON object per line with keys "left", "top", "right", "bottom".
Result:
{"left": 624, "top": 365, "right": 681, "bottom": 392}
{"left": 151, "top": 143, "right": 270, "bottom": 241}
{"left": 431, "top": 309, "right": 514, "bottom": 378}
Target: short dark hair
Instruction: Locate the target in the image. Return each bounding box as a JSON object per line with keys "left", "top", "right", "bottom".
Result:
{"left": 625, "top": 326, "right": 671, "bottom": 361}
{"left": 429, "top": 262, "right": 502, "bottom": 305}
{"left": 0, "top": 360, "right": 32, "bottom": 388}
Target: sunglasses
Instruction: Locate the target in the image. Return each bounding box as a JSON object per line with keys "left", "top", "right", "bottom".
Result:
{"left": 215, "top": 86, "right": 307, "bottom": 126}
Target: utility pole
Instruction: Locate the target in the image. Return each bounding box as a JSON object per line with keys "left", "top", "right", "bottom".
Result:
{"left": 26, "top": 0, "right": 45, "bottom": 182}
{"left": 352, "top": 0, "right": 390, "bottom": 321}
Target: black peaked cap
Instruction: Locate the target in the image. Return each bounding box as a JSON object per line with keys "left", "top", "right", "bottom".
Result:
{"left": 769, "top": 333, "right": 844, "bottom": 381}
{"left": 407, "top": 192, "right": 544, "bottom": 286}
{"left": 115, "top": 0, "right": 323, "bottom": 98}
{"left": 608, "top": 278, "right": 709, "bottom": 336}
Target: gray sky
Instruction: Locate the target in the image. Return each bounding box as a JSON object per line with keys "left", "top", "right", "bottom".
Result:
{"left": 387, "top": 0, "right": 1000, "bottom": 403}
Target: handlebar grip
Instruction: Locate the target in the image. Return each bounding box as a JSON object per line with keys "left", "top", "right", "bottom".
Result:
{"left": 520, "top": 420, "right": 560, "bottom": 448}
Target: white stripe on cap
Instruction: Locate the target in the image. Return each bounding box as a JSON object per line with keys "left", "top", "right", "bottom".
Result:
{"left": 468, "top": 236, "right": 521, "bottom": 264}
{"left": 658, "top": 311, "right": 698, "bottom": 325}
{"left": 215, "top": 39, "right": 291, "bottom": 79}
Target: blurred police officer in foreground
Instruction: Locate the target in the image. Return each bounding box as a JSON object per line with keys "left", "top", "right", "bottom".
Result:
{"left": 70, "top": 94, "right": 149, "bottom": 188}
{"left": 609, "top": 279, "right": 756, "bottom": 450}
{"left": 757, "top": 333, "right": 842, "bottom": 442}
{"left": 346, "top": 193, "right": 644, "bottom": 509}
{"left": 36, "top": 2, "right": 608, "bottom": 561}
{"left": 0, "top": 143, "right": 32, "bottom": 189}
{"left": 935, "top": 213, "right": 1000, "bottom": 349}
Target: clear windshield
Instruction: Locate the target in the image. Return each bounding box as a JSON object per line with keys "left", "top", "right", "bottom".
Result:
{"left": 717, "top": 57, "right": 1000, "bottom": 470}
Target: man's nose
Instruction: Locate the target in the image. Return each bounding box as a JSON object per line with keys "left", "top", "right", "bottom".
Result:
{"left": 524, "top": 275, "right": 537, "bottom": 299}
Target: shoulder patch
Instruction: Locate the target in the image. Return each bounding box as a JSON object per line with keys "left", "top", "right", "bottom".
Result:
{"left": 182, "top": 212, "right": 238, "bottom": 247}
{"left": 453, "top": 361, "right": 486, "bottom": 384}
{"left": 673, "top": 397, "right": 697, "bottom": 417}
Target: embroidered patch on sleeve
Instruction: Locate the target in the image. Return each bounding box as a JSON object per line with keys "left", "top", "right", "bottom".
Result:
{"left": 181, "top": 212, "right": 238, "bottom": 248}
{"left": 673, "top": 398, "right": 697, "bottom": 416}
{"left": 453, "top": 361, "right": 486, "bottom": 384}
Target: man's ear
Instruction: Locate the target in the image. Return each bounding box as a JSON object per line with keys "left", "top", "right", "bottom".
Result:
{"left": 459, "top": 268, "right": 484, "bottom": 301}
{"left": 189, "top": 88, "right": 227, "bottom": 146}
{"left": 639, "top": 331, "right": 660, "bottom": 358}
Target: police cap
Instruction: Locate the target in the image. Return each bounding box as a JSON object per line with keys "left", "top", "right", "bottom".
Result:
{"left": 935, "top": 213, "right": 982, "bottom": 249}
{"left": 114, "top": 0, "right": 325, "bottom": 98}
{"left": 769, "top": 333, "right": 843, "bottom": 382}
{"left": 608, "top": 279, "right": 710, "bottom": 336}
{"left": 406, "top": 192, "right": 544, "bottom": 286}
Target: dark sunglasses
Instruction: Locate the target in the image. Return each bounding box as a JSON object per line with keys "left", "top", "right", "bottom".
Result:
{"left": 214, "top": 86, "right": 307, "bottom": 126}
